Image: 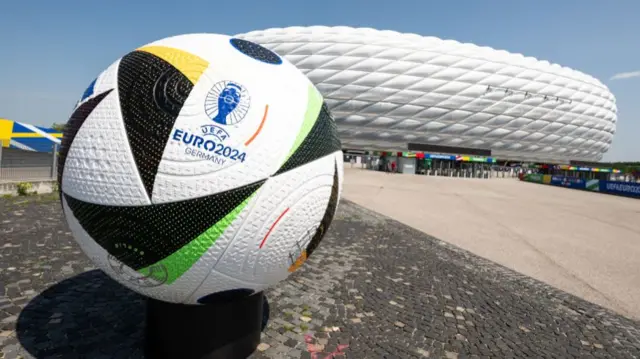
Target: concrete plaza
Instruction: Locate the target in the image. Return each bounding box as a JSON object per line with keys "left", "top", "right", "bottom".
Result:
{"left": 2, "top": 187, "right": 640, "bottom": 358}
{"left": 343, "top": 168, "right": 640, "bottom": 320}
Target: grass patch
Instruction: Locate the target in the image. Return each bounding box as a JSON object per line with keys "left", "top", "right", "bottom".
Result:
{"left": 17, "top": 182, "right": 35, "bottom": 196}
{"left": 1, "top": 191, "right": 59, "bottom": 206}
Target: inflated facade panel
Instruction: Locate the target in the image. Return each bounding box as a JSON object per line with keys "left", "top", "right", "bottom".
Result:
{"left": 236, "top": 26, "right": 617, "bottom": 162}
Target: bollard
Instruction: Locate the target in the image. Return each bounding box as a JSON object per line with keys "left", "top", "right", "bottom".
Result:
{"left": 51, "top": 144, "right": 58, "bottom": 180}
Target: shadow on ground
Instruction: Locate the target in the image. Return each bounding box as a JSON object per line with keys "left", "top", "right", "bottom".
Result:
{"left": 16, "top": 270, "right": 146, "bottom": 359}
{"left": 15, "top": 269, "right": 272, "bottom": 359}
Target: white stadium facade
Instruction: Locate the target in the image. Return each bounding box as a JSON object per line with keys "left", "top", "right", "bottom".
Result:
{"left": 236, "top": 26, "right": 618, "bottom": 163}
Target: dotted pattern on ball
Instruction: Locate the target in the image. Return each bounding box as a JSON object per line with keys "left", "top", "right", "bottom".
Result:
{"left": 58, "top": 90, "right": 113, "bottom": 195}
{"left": 229, "top": 38, "right": 283, "bottom": 65}
{"left": 275, "top": 102, "right": 342, "bottom": 175}
{"left": 117, "top": 50, "right": 194, "bottom": 198}
{"left": 64, "top": 180, "right": 265, "bottom": 270}
{"left": 305, "top": 159, "right": 340, "bottom": 258}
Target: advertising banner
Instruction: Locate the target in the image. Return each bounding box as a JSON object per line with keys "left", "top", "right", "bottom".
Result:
{"left": 550, "top": 176, "right": 586, "bottom": 189}
{"left": 523, "top": 174, "right": 544, "bottom": 183}
{"left": 599, "top": 181, "right": 640, "bottom": 198}
{"left": 586, "top": 179, "right": 599, "bottom": 191}
{"left": 521, "top": 175, "right": 638, "bottom": 199}
{"left": 549, "top": 175, "right": 563, "bottom": 184}
{"left": 427, "top": 154, "right": 456, "bottom": 160}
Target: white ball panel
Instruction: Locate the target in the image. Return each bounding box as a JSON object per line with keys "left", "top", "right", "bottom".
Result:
{"left": 214, "top": 152, "right": 337, "bottom": 284}
{"left": 62, "top": 59, "right": 150, "bottom": 206}
{"left": 150, "top": 35, "right": 315, "bottom": 203}
{"left": 250, "top": 183, "right": 331, "bottom": 285}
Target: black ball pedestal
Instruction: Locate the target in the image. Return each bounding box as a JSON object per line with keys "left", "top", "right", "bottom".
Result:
{"left": 144, "top": 291, "right": 265, "bottom": 359}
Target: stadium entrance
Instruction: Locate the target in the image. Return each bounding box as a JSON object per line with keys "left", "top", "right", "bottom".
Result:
{"left": 343, "top": 146, "right": 517, "bottom": 179}
{"left": 400, "top": 153, "right": 495, "bottom": 178}
{"left": 430, "top": 157, "right": 454, "bottom": 176}
{"left": 459, "top": 161, "right": 491, "bottom": 179}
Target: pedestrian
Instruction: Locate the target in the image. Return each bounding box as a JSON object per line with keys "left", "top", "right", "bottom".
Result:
{"left": 391, "top": 161, "right": 396, "bottom": 173}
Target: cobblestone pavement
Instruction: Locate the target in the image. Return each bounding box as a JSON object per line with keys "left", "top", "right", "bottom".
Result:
{"left": 1, "top": 195, "right": 640, "bottom": 359}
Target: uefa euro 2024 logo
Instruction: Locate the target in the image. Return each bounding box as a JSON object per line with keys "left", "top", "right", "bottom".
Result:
{"left": 205, "top": 81, "right": 251, "bottom": 126}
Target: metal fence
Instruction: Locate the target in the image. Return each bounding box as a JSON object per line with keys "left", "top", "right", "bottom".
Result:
{"left": 0, "top": 145, "right": 58, "bottom": 182}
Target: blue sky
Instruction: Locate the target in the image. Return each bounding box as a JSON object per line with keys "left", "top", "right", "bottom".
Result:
{"left": 1, "top": 0, "right": 638, "bottom": 161}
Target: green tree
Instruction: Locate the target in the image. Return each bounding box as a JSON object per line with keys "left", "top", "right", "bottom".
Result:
{"left": 51, "top": 123, "right": 66, "bottom": 132}
{"left": 600, "top": 161, "right": 640, "bottom": 174}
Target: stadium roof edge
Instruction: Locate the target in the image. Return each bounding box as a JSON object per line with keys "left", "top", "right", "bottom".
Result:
{"left": 239, "top": 25, "right": 612, "bottom": 91}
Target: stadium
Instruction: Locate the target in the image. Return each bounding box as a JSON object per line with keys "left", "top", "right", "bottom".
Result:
{"left": 1, "top": 26, "right": 623, "bottom": 181}
{"left": 236, "top": 26, "right": 618, "bottom": 166}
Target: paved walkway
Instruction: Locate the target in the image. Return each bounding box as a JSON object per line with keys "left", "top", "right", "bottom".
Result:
{"left": 343, "top": 169, "right": 640, "bottom": 320}
{"left": 1, "top": 194, "right": 640, "bottom": 358}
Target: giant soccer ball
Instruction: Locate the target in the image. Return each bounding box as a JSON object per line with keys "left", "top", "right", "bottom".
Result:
{"left": 58, "top": 34, "right": 344, "bottom": 304}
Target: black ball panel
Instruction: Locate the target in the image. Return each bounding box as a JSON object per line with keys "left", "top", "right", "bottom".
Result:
{"left": 118, "top": 50, "right": 195, "bottom": 199}
{"left": 230, "top": 38, "right": 282, "bottom": 65}
{"left": 64, "top": 180, "right": 264, "bottom": 270}
{"left": 275, "top": 102, "right": 342, "bottom": 176}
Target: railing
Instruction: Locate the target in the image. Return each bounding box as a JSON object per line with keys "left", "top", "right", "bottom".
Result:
{"left": 0, "top": 145, "right": 58, "bottom": 182}
{"left": 357, "top": 160, "right": 524, "bottom": 179}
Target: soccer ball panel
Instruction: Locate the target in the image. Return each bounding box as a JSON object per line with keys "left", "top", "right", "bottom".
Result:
{"left": 151, "top": 59, "right": 313, "bottom": 203}
{"left": 214, "top": 151, "right": 338, "bottom": 282}
{"left": 61, "top": 59, "right": 151, "bottom": 206}
{"left": 62, "top": 196, "right": 191, "bottom": 302}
